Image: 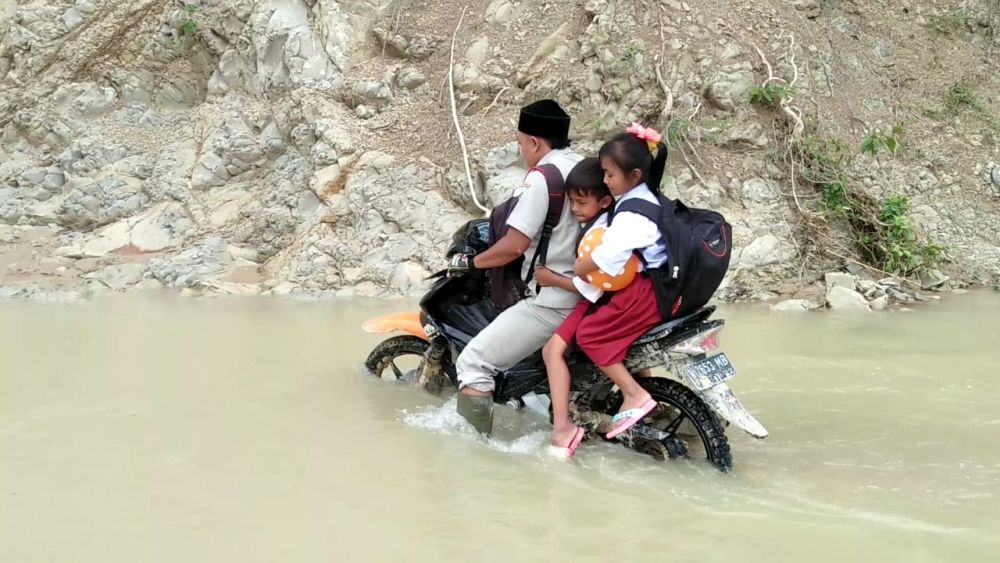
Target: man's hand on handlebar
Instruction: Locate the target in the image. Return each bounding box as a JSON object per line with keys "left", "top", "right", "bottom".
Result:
{"left": 447, "top": 253, "right": 477, "bottom": 276}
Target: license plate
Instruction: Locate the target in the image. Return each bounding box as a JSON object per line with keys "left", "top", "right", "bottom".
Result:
{"left": 680, "top": 353, "right": 736, "bottom": 391}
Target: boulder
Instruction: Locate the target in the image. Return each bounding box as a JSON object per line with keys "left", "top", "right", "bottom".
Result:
{"left": 85, "top": 263, "right": 146, "bottom": 291}
{"left": 792, "top": 0, "right": 822, "bottom": 19}
{"left": 825, "top": 272, "right": 857, "bottom": 292}
{"left": 486, "top": 0, "right": 519, "bottom": 25}
{"left": 78, "top": 221, "right": 131, "bottom": 257}
{"left": 826, "top": 286, "right": 871, "bottom": 311}
{"left": 869, "top": 295, "right": 890, "bottom": 311}
{"left": 705, "top": 66, "right": 755, "bottom": 111}
{"left": 986, "top": 162, "right": 1000, "bottom": 197}
{"left": 736, "top": 235, "right": 794, "bottom": 269}
{"left": 391, "top": 262, "right": 430, "bottom": 295}
{"left": 771, "top": 299, "right": 816, "bottom": 312}
{"left": 395, "top": 67, "right": 427, "bottom": 90}
{"left": 740, "top": 178, "right": 782, "bottom": 207}
{"left": 919, "top": 268, "right": 949, "bottom": 289}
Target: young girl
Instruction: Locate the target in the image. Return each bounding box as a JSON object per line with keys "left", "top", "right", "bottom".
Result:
{"left": 534, "top": 158, "right": 614, "bottom": 457}
{"left": 568, "top": 124, "right": 669, "bottom": 446}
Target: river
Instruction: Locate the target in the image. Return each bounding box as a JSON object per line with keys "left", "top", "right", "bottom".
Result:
{"left": 1, "top": 292, "right": 998, "bottom": 561}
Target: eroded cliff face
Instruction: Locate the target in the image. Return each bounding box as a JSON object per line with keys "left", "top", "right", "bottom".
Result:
{"left": 1, "top": 0, "right": 998, "bottom": 304}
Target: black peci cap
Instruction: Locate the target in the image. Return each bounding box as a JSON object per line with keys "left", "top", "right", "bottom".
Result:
{"left": 517, "top": 99, "right": 570, "bottom": 140}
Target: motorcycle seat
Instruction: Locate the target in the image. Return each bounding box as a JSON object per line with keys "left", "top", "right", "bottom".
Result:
{"left": 633, "top": 306, "right": 715, "bottom": 346}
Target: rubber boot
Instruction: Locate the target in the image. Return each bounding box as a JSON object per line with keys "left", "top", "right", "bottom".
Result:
{"left": 457, "top": 393, "right": 494, "bottom": 436}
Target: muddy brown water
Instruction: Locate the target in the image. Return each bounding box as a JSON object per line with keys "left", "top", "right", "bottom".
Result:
{"left": 1, "top": 292, "right": 998, "bottom": 561}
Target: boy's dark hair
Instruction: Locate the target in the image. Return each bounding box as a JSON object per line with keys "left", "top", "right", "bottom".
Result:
{"left": 565, "top": 157, "right": 611, "bottom": 199}
{"left": 598, "top": 132, "right": 668, "bottom": 192}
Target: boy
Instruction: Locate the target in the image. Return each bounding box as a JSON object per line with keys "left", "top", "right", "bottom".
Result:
{"left": 534, "top": 158, "right": 614, "bottom": 458}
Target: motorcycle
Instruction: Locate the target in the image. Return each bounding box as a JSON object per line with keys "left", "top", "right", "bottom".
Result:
{"left": 362, "top": 220, "right": 767, "bottom": 472}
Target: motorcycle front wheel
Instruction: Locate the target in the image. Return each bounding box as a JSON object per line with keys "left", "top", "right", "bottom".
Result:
{"left": 364, "top": 335, "right": 430, "bottom": 383}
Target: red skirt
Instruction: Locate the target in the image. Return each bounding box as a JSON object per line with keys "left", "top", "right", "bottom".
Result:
{"left": 555, "top": 276, "right": 663, "bottom": 367}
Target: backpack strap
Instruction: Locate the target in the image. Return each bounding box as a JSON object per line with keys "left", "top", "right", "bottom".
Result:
{"left": 609, "top": 198, "right": 661, "bottom": 224}
{"left": 523, "top": 163, "right": 566, "bottom": 287}
{"left": 607, "top": 197, "right": 665, "bottom": 267}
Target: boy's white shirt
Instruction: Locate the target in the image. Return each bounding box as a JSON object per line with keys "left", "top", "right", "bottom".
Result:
{"left": 571, "top": 213, "right": 608, "bottom": 303}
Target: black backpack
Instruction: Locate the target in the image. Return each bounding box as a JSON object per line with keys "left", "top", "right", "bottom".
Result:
{"left": 610, "top": 195, "right": 732, "bottom": 319}
{"left": 488, "top": 164, "right": 566, "bottom": 310}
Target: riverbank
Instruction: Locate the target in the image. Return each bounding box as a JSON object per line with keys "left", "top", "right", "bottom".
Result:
{"left": 2, "top": 1, "right": 998, "bottom": 307}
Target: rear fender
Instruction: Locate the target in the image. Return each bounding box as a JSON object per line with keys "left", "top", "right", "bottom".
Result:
{"left": 362, "top": 312, "right": 428, "bottom": 341}
{"left": 695, "top": 382, "right": 768, "bottom": 439}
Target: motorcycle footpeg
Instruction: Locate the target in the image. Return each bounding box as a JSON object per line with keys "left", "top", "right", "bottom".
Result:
{"left": 571, "top": 409, "right": 614, "bottom": 434}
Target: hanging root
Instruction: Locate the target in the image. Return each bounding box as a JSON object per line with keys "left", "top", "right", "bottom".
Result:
{"left": 447, "top": 6, "right": 489, "bottom": 215}
{"left": 655, "top": 60, "right": 674, "bottom": 120}
{"left": 754, "top": 35, "right": 805, "bottom": 141}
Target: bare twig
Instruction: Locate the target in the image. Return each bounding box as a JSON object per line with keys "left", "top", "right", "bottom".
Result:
{"left": 381, "top": 5, "right": 399, "bottom": 57}
{"left": 688, "top": 102, "right": 702, "bottom": 121}
{"left": 755, "top": 39, "right": 804, "bottom": 139}
{"left": 678, "top": 143, "right": 706, "bottom": 185}
{"left": 781, "top": 34, "right": 805, "bottom": 138}
{"left": 786, "top": 33, "right": 799, "bottom": 88}
{"left": 654, "top": 60, "right": 674, "bottom": 119}
{"left": 683, "top": 137, "right": 704, "bottom": 164}
{"left": 478, "top": 86, "right": 509, "bottom": 118}
{"left": 447, "top": 6, "right": 489, "bottom": 215}
{"left": 787, "top": 151, "right": 809, "bottom": 216}
{"left": 754, "top": 44, "right": 777, "bottom": 85}
{"left": 819, "top": 246, "right": 922, "bottom": 289}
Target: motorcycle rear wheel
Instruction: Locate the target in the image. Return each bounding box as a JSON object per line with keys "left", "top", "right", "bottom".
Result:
{"left": 614, "top": 377, "right": 733, "bottom": 472}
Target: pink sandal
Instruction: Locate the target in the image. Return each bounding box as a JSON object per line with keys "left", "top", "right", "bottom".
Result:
{"left": 548, "top": 427, "right": 586, "bottom": 460}
{"left": 605, "top": 399, "right": 657, "bottom": 439}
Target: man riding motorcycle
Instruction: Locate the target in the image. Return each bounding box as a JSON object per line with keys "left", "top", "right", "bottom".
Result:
{"left": 446, "top": 99, "right": 582, "bottom": 435}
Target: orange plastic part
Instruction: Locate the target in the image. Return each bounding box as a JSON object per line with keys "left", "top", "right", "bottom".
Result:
{"left": 577, "top": 227, "right": 640, "bottom": 292}
{"left": 361, "top": 311, "right": 428, "bottom": 340}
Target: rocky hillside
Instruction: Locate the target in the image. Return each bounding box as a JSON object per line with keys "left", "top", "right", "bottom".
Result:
{"left": 1, "top": 0, "right": 998, "bottom": 305}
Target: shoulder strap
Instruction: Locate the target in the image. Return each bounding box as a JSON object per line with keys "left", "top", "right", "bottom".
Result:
{"left": 609, "top": 198, "right": 662, "bottom": 225}
{"left": 533, "top": 163, "right": 566, "bottom": 232}
{"left": 524, "top": 163, "right": 567, "bottom": 286}
{"left": 607, "top": 197, "right": 668, "bottom": 269}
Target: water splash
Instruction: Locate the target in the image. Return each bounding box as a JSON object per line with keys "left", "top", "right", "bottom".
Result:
{"left": 401, "top": 397, "right": 551, "bottom": 456}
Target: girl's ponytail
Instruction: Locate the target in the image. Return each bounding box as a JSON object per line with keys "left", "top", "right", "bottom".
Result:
{"left": 648, "top": 141, "right": 668, "bottom": 194}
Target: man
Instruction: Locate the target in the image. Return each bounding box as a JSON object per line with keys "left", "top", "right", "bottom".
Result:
{"left": 447, "top": 99, "right": 583, "bottom": 434}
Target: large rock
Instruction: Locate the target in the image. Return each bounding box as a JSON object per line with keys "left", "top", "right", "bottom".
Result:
{"left": 825, "top": 272, "right": 857, "bottom": 292}
{"left": 705, "top": 65, "right": 755, "bottom": 112}
{"left": 276, "top": 151, "right": 473, "bottom": 295}
{"left": 394, "top": 67, "right": 427, "bottom": 90}
{"left": 85, "top": 263, "right": 146, "bottom": 291}
{"left": 826, "top": 286, "right": 871, "bottom": 311}
{"left": 985, "top": 162, "right": 1000, "bottom": 197}
{"left": 486, "top": 0, "right": 521, "bottom": 25}
{"left": 147, "top": 237, "right": 232, "bottom": 288}
{"left": 771, "top": 299, "right": 816, "bottom": 312}
{"left": 919, "top": 268, "right": 949, "bottom": 289}
{"left": 57, "top": 174, "right": 147, "bottom": 229}
{"left": 792, "top": 0, "right": 822, "bottom": 19}
{"left": 391, "top": 262, "right": 430, "bottom": 295}
{"left": 371, "top": 26, "right": 441, "bottom": 61}
{"left": 740, "top": 178, "right": 782, "bottom": 207}
{"left": 869, "top": 295, "right": 890, "bottom": 311}
{"left": 736, "top": 234, "right": 794, "bottom": 269}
